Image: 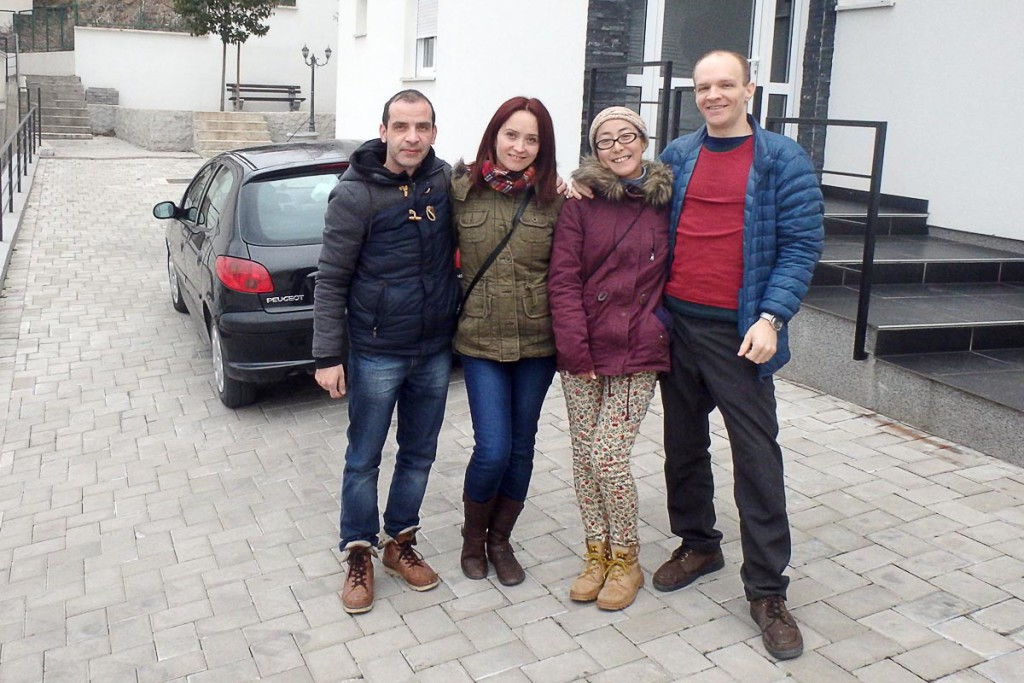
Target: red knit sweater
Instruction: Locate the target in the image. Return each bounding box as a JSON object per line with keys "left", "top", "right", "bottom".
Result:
{"left": 665, "top": 138, "right": 754, "bottom": 310}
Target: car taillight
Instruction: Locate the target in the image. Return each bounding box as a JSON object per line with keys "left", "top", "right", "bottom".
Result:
{"left": 215, "top": 256, "right": 274, "bottom": 293}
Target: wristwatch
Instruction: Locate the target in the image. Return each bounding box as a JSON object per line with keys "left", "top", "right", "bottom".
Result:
{"left": 759, "top": 312, "right": 784, "bottom": 331}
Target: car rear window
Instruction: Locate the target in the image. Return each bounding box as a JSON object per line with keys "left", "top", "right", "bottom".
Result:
{"left": 239, "top": 171, "right": 341, "bottom": 246}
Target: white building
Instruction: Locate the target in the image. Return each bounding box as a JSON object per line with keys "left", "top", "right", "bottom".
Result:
{"left": 334, "top": 0, "right": 1024, "bottom": 244}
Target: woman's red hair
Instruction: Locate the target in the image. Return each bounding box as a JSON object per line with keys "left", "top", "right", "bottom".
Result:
{"left": 469, "top": 96, "right": 559, "bottom": 205}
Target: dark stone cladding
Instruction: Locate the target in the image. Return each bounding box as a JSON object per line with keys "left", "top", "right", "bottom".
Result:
{"left": 581, "top": 0, "right": 636, "bottom": 157}
{"left": 798, "top": 0, "right": 837, "bottom": 172}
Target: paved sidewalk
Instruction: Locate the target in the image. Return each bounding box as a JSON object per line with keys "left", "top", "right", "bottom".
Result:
{"left": 0, "top": 139, "right": 1022, "bottom": 682}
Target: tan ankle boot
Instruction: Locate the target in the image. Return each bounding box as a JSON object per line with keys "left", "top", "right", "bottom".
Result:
{"left": 597, "top": 544, "right": 643, "bottom": 611}
{"left": 570, "top": 539, "right": 609, "bottom": 602}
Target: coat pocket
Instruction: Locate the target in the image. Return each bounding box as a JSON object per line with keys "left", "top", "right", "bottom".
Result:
{"left": 523, "top": 283, "right": 550, "bottom": 319}
{"left": 457, "top": 209, "right": 489, "bottom": 243}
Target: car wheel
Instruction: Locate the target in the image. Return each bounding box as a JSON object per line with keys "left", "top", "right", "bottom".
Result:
{"left": 168, "top": 252, "right": 188, "bottom": 313}
{"left": 211, "top": 325, "right": 257, "bottom": 408}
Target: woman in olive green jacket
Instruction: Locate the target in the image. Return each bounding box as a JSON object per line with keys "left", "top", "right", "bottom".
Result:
{"left": 453, "top": 96, "right": 563, "bottom": 586}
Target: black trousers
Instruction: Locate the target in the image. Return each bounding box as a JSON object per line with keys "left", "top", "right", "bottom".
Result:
{"left": 660, "top": 313, "right": 791, "bottom": 600}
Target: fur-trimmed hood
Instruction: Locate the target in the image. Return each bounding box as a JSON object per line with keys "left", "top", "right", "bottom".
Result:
{"left": 571, "top": 157, "right": 673, "bottom": 208}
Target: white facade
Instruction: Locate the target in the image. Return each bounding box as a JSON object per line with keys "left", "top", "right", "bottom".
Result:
{"left": 826, "top": 0, "right": 1024, "bottom": 241}
{"left": 73, "top": 4, "right": 338, "bottom": 114}
{"left": 333, "top": 0, "right": 589, "bottom": 176}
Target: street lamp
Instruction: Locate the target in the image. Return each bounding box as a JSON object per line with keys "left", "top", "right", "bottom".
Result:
{"left": 301, "top": 45, "right": 332, "bottom": 134}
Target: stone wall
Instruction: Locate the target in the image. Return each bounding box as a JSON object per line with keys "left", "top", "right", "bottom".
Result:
{"left": 86, "top": 87, "right": 119, "bottom": 105}
{"left": 798, "top": 0, "right": 837, "bottom": 172}
{"left": 87, "top": 105, "right": 337, "bottom": 151}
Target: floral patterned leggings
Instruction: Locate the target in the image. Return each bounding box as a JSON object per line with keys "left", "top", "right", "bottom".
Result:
{"left": 562, "top": 371, "right": 658, "bottom": 547}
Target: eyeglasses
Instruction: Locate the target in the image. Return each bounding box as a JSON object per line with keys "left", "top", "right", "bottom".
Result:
{"left": 595, "top": 131, "right": 640, "bottom": 150}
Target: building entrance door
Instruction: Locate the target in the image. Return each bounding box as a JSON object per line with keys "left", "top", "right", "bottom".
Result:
{"left": 628, "top": 0, "right": 807, "bottom": 141}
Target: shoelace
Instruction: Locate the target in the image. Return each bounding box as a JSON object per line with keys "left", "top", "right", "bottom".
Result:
{"left": 395, "top": 541, "right": 426, "bottom": 568}
{"left": 604, "top": 556, "right": 628, "bottom": 580}
{"left": 581, "top": 549, "right": 607, "bottom": 577}
{"left": 670, "top": 546, "right": 693, "bottom": 562}
{"left": 348, "top": 552, "right": 370, "bottom": 589}
{"left": 762, "top": 597, "right": 796, "bottom": 625}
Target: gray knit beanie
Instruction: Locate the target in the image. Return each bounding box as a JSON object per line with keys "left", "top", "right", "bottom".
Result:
{"left": 588, "top": 106, "right": 648, "bottom": 152}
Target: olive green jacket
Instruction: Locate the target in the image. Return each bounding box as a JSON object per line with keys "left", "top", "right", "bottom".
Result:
{"left": 451, "top": 165, "right": 564, "bottom": 361}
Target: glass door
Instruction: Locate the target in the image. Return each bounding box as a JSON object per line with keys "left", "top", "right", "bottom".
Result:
{"left": 630, "top": 0, "right": 807, "bottom": 143}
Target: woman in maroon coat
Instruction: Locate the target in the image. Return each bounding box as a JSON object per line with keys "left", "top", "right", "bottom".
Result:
{"left": 548, "top": 107, "right": 672, "bottom": 611}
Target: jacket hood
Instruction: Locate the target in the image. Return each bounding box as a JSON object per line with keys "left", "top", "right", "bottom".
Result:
{"left": 572, "top": 157, "right": 673, "bottom": 208}
{"left": 347, "top": 138, "right": 442, "bottom": 185}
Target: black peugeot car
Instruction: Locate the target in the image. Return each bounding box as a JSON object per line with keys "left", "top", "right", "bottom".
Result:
{"left": 153, "top": 140, "right": 357, "bottom": 407}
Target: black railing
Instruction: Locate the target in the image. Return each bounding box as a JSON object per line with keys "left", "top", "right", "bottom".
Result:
{"left": 584, "top": 60, "right": 673, "bottom": 156}
{"left": 0, "top": 88, "right": 41, "bottom": 242}
{"left": 767, "top": 117, "right": 888, "bottom": 362}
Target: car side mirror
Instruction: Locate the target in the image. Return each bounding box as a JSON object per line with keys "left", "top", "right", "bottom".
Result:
{"left": 153, "top": 201, "right": 200, "bottom": 223}
{"left": 153, "top": 201, "right": 179, "bottom": 219}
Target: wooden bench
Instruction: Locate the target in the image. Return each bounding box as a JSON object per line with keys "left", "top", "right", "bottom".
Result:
{"left": 226, "top": 83, "right": 305, "bottom": 111}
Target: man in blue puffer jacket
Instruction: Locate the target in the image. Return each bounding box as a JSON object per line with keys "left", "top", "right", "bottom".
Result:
{"left": 652, "top": 51, "right": 823, "bottom": 660}
{"left": 313, "top": 90, "right": 461, "bottom": 615}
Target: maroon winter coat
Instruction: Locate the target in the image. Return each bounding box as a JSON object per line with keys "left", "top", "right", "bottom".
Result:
{"left": 549, "top": 157, "right": 673, "bottom": 377}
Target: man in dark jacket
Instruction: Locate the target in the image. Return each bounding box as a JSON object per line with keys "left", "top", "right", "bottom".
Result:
{"left": 653, "top": 51, "right": 823, "bottom": 660}
{"left": 313, "top": 89, "right": 460, "bottom": 614}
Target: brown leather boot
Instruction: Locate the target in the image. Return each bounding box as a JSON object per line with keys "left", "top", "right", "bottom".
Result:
{"left": 597, "top": 544, "right": 643, "bottom": 611}
{"left": 461, "top": 494, "right": 496, "bottom": 580}
{"left": 486, "top": 496, "right": 525, "bottom": 586}
{"left": 340, "top": 541, "right": 376, "bottom": 614}
{"left": 750, "top": 595, "right": 803, "bottom": 660}
{"left": 381, "top": 527, "right": 439, "bottom": 591}
{"left": 569, "top": 539, "right": 610, "bottom": 602}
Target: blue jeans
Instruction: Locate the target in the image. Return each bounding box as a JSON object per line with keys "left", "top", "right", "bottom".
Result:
{"left": 340, "top": 348, "right": 452, "bottom": 548}
{"left": 461, "top": 355, "right": 556, "bottom": 503}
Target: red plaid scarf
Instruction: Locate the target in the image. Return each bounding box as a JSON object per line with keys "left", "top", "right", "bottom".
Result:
{"left": 481, "top": 160, "right": 535, "bottom": 195}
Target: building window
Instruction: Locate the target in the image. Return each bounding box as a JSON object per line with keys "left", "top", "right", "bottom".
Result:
{"left": 354, "top": 0, "right": 367, "bottom": 37}
{"left": 416, "top": 0, "right": 437, "bottom": 76}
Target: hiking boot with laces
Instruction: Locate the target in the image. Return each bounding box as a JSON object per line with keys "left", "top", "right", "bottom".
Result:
{"left": 340, "top": 541, "right": 376, "bottom": 614}
{"left": 570, "top": 539, "right": 610, "bottom": 602}
{"left": 750, "top": 595, "right": 803, "bottom": 660}
{"left": 652, "top": 544, "right": 724, "bottom": 592}
{"left": 596, "top": 544, "right": 643, "bottom": 611}
{"left": 381, "top": 527, "right": 440, "bottom": 591}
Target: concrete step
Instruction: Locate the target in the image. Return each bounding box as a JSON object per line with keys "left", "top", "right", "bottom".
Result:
{"left": 24, "top": 74, "right": 82, "bottom": 84}
{"left": 194, "top": 129, "right": 272, "bottom": 142}
{"left": 41, "top": 132, "right": 93, "bottom": 140}
{"left": 782, "top": 302, "right": 1022, "bottom": 466}
{"left": 193, "top": 119, "right": 271, "bottom": 133}
{"left": 42, "top": 112, "right": 90, "bottom": 126}
{"left": 39, "top": 95, "right": 87, "bottom": 106}
{"left": 197, "top": 138, "right": 273, "bottom": 153}
{"left": 194, "top": 111, "right": 266, "bottom": 124}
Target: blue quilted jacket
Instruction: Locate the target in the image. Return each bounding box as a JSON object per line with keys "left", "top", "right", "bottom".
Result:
{"left": 660, "top": 116, "right": 824, "bottom": 378}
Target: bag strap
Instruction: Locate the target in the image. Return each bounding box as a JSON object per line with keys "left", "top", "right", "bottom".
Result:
{"left": 582, "top": 202, "right": 646, "bottom": 283}
{"left": 457, "top": 188, "right": 534, "bottom": 318}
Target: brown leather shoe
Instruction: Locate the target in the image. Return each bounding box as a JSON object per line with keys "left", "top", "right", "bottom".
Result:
{"left": 652, "top": 545, "right": 724, "bottom": 592}
{"left": 340, "top": 542, "right": 375, "bottom": 614}
{"left": 461, "top": 495, "right": 496, "bottom": 580}
{"left": 381, "top": 527, "right": 440, "bottom": 591}
{"left": 750, "top": 595, "right": 803, "bottom": 660}
{"left": 487, "top": 496, "right": 526, "bottom": 586}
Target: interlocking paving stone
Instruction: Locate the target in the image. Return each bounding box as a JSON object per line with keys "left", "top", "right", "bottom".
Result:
{"left": 1, "top": 139, "right": 1023, "bottom": 681}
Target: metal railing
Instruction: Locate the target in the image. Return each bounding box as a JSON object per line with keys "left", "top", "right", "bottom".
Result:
{"left": 0, "top": 87, "right": 41, "bottom": 242}
{"left": 584, "top": 60, "right": 673, "bottom": 156}
{"left": 766, "top": 116, "right": 888, "bottom": 362}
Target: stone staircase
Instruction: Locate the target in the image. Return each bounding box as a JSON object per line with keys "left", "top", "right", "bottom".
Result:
{"left": 193, "top": 111, "right": 273, "bottom": 157}
{"left": 24, "top": 74, "right": 91, "bottom": 140}
{"left": 782, "top": 188, "right": 1024, "bottom": 465}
